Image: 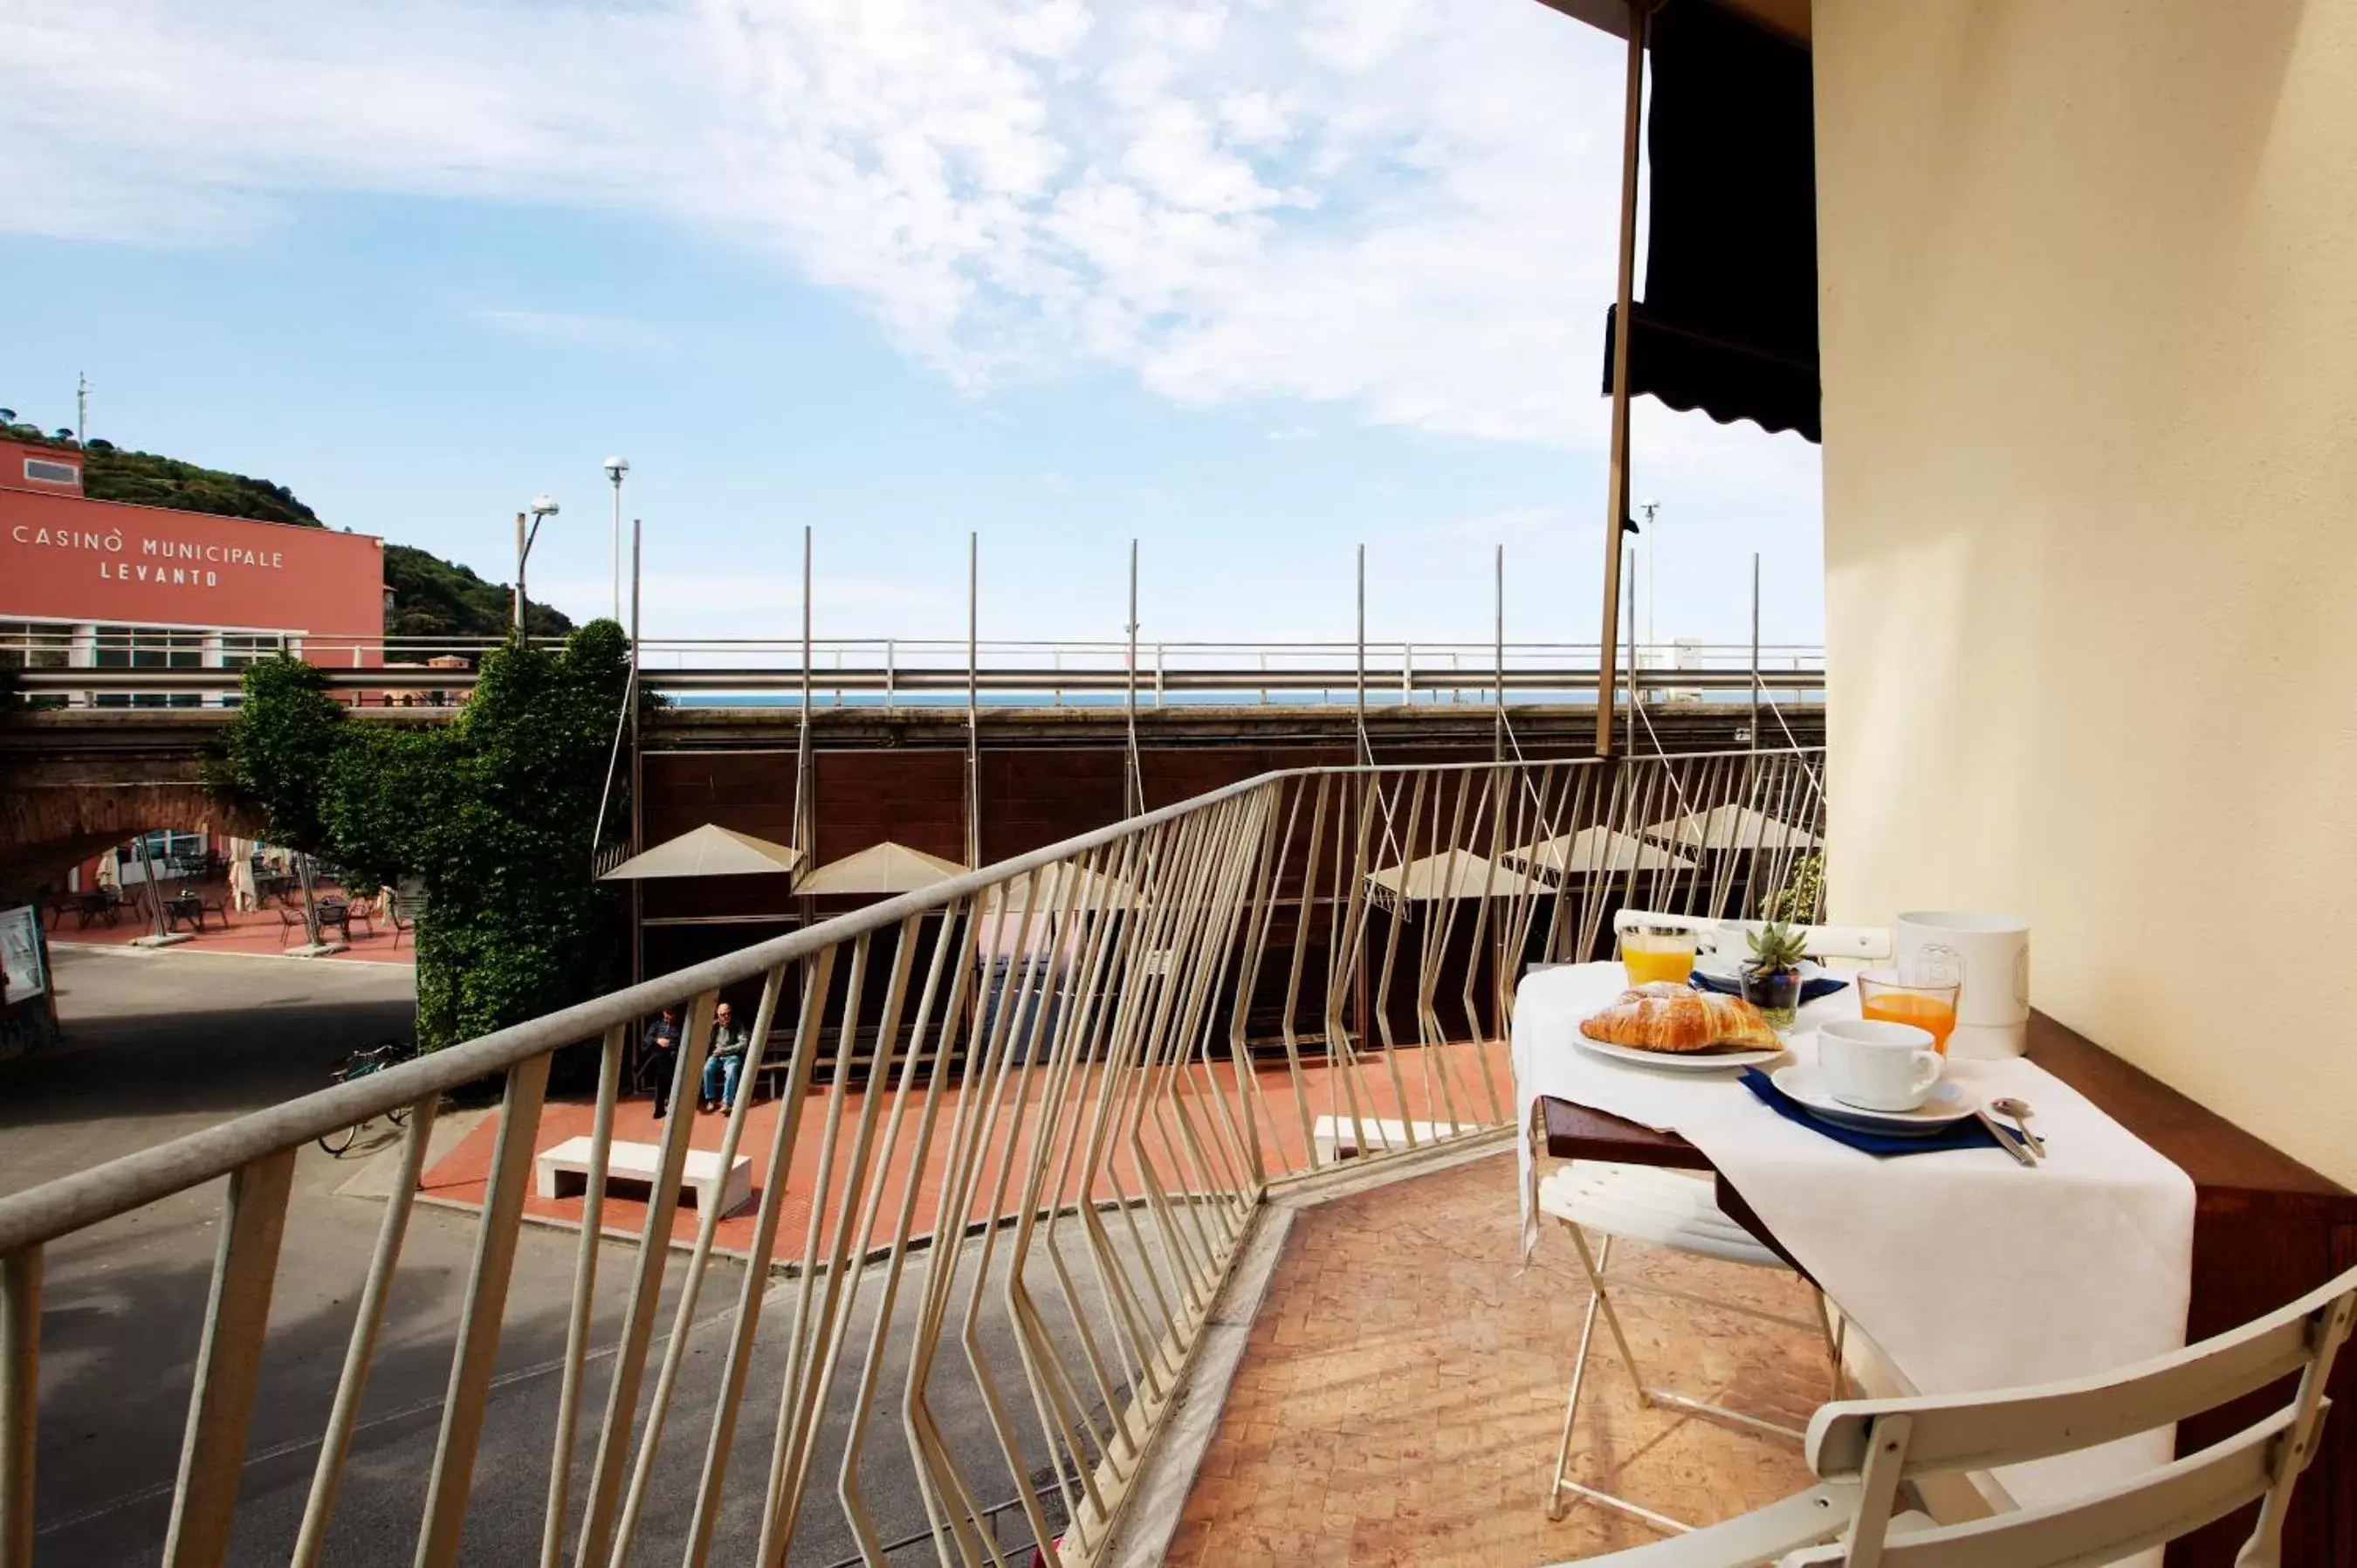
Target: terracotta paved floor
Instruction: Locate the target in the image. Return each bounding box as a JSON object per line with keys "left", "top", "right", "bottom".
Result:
{"left": 46, "top": 883, "right": 410, "bottom": 965}
{"left": 419, "top": 1039, "right": 1515, "bottom": 1258}
{"left": 1172, "top": 1152, "right": 1825, "bottom": 1567}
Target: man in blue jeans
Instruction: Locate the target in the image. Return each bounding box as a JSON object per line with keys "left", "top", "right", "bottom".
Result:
{"left": 699, "top": 1001, "right": 749, "bottom": 1112}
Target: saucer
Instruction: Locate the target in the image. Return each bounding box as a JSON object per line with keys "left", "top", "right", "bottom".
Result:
{"left": 1694, "top": 955, "right": 1828, "bottom": 987}
{"left": 1575, "top": 1035, "right": 1787, "bottom": 1074}
{"left": 1770, "top": 1063, "right": 1977, "bottom": 1137}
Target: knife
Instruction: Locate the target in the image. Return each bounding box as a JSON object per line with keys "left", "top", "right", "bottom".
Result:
{"left": 1974, "top": 1107, "right": 2037, "bottom": 1166}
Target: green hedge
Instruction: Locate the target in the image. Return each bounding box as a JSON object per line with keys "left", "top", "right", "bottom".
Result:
{"left": 216, "top": 622, "right": 641, "bottom": 1049}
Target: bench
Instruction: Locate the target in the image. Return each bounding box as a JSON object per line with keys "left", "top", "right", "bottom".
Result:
{"left": 533, "top": 1136, "right": 753, "bottom": 1219}
{"left": 1309, "top": 1115, "right": 1455, "bottom": 1164}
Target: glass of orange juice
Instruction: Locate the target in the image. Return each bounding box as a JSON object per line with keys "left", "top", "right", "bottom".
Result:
{"left": 1857, "top": 969, "right": 1961, "bottom": 1055}
{"left": 1621, "top": 925, "right": 1700, "bottom": 986}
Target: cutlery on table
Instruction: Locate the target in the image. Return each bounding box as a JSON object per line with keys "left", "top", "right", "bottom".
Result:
{"left": 1991, "top": 1096, "right": 2046, "bottom": 1158}
{"left": 1973, "top": 1107, "right": 2037, "bottom": 1166}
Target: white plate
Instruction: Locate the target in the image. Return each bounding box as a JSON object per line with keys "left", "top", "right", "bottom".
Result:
{"left": 1692, "top": 955, "right": 1830, "bottom": 987}
{"left": 1574, "top": 1034, "right": 1787, "bottom": 1074}
{"left": 1770, "top": 1063, "right": 1978, "bottom": 1136}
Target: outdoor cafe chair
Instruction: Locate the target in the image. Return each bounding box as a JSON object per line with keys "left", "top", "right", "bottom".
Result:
{"left": 1539, "top": 1162, "right": 1845, "bottom": 1531}
{"left": 1563, "top": 1261, "right": 2354, "bottom": 1568}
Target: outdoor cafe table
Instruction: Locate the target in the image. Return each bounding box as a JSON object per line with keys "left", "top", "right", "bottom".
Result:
{"left": 1515, "top": 962, "right": 2357, "bottom": 1568}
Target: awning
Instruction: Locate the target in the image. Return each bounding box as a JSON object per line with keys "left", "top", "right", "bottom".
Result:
{"left": 1603, "top": 0, "right": 1819, "bottom": 442}
{"left": 598, "top": 823, "right": 805, "bottom": 881}
{"left": 793, "top": 841, "right": 967, "bottom": 897}
{"left": 1642, "top": 804, "right": 1819, "bottom": 852}
{"left": 1505, "top": 827, "right": 1699, "bottom": 878}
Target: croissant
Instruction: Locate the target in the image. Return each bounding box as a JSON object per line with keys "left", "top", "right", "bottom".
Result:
{"left": 1579, "top": 982, "right": 1780, "bottom": 1054}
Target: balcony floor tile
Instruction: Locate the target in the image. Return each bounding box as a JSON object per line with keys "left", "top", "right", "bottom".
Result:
{"left": 1176, "top": 1151, "right": 1826, "bottom": 1566}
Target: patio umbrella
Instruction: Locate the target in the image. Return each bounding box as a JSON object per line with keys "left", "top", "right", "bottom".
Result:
{"left": 1505, "top": 827, "right": 1699, "bottom": 879}
{"left": 792, "top": 841, "right": 967, "bottom": 897}
{"left": 1365, "top": 849, "right": 1550, "bottom": 903}
{"left": 598, "top": 822, "right": 804, "bottom": 881}
{"left": 1642, "top": 804, "right": 1820, "bottom": 852}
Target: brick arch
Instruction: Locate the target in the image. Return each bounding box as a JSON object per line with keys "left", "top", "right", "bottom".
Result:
{"left": 0, "top": 784, "right": 265, "bottom": 900}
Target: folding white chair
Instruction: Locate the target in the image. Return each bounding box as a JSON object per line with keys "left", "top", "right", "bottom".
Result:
{"left": 1540, "top": 1162, "right": 1846, "bottom": 1530}
{"left": 1556, "top": 1261, "right": 2356, "bottom": 1568}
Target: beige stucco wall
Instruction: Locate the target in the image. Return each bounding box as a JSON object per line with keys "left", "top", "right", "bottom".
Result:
{"left": 1813, "top": 0, "right": 2357, "bottom": 1186}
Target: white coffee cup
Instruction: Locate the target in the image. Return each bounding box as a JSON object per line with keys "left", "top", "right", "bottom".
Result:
{"left": 1896, "top": 911, "right": 2030, "bottom": 1059}
{"left": 1817, "top": 1018, "right": 1944, "bottom": 1112}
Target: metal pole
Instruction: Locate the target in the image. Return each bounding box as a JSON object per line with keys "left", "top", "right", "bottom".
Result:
{"left": 1594, "top": 0, "right": 1649, "bottom": 756}
{"left": 1750, "top": 552, "right": 1762, "bottom": 753}
{"left": 610, "top": 473, "right": 624, "bottom": 624}
{"left": 1355, "top": 544, "right": 1370, "bottom": 765}
{"left": 629, "top": 519, "right": 644, "bottom": 989}
{"left": 796, "top": 526, "right": 814, "bottom": 857}
{"left": 512, "top": 511, "right": 527, "bottom": 640}
{"left": 1494, "top": 544, "right": 1505, "bottom": 762}
{"left": 965, "top": 532, "right": 979, "bottom": 868}
{"left": 1124, "top": 540, "right": 1141, "bottom": 818}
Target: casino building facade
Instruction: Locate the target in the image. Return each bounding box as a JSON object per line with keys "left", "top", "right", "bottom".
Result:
{"left": 0, "top": 433, "right": 386, "bottom": 704}
{"left": 1, "top": 432, "right": 388, "bottom": 892}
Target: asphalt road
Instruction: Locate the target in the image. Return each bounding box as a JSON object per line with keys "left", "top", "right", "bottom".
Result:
{"left": 3, "top": 946, "right": 1130, "bottom": 1566}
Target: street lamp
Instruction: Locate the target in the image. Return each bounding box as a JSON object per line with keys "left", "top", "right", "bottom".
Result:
{"left": 515, "top": 493, "right": 560, "bottom": 640}
{"left": 603, "top": 457, "right": 629, "bottom": 623}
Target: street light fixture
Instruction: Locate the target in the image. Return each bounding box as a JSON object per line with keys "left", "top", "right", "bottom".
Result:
{"left": 604, "top": 457, "right": 629, "bottom": 623}
{"left": 514, "top": 494, "right": 560, "bottom": 640}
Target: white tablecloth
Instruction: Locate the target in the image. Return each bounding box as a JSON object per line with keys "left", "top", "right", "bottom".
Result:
{"left": 1514, "top": 962, "right": 2196, "bottom": 1530}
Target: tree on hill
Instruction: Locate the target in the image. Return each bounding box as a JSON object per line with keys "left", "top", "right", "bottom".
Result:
{"left": 385, "top": 544, "right": 573, "bottom": 646}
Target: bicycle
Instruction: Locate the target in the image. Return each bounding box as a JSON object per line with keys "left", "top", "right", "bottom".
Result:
{"left": 317, "top": 1037, "right": 419, "bottom": 1156}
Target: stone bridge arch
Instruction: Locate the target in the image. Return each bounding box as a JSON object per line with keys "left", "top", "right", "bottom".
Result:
{"left": 0, "top": 782, "right": 265, "bottom": 899}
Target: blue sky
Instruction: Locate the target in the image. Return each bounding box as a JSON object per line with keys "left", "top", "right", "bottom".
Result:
{"left": 1, "top": 0, "right": 1822, "bottom": 653}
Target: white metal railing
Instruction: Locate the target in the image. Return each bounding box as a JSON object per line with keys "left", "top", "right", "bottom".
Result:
{"left": 8, "top": 636, "right": 1824, "bottom": 712}
{"left": 0, "top": 747, "right": 1825, "bottom": 1567}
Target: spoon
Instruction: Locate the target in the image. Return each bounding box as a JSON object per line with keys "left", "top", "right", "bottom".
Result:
{"left": 1991, "top": 1096, "right": 2046, "bottom": 1158}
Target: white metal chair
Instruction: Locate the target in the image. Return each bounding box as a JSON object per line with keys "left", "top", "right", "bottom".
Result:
{"left": 1556, "top": 1260, "right": 2356, "bottom": 1568}
{"left": 1540, "top": 1163, "right": 1846, "bottom": 1531}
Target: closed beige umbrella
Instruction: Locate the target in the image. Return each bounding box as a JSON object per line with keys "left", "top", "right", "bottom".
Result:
{"left": 793, "top": 842, "right": 967, "bottom": 897}
{"left": 599, "top": 823, "right": 804, "bottom": 881}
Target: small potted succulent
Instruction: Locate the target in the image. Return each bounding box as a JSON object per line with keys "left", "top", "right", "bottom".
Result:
{"left": 1741, "top": 919, "right": 1808, "bottom": 1028}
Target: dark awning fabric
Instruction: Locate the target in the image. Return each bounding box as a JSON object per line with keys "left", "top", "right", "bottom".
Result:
{"left": 1602, "top": 0, "right": 1819, "bottom": 443}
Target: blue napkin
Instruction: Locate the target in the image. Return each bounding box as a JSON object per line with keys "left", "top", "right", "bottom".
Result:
{"left": 1739, "top": 1068, "right": 2003, "bottom": 1157}
{"left": 1690, "top": 969, "right": 1849, "bottom": 1004}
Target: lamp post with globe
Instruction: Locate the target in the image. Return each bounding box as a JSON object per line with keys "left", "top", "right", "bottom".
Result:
{"left": 514, "top": 493, "right": 560, "bottom": 641}
{"left": 604, "top": 457, "right": 629, "bottom": 622}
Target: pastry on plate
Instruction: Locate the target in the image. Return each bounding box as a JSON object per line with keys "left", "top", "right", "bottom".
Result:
{"left": 1580, "top": 981, "right": 1779, "bottom": 1055}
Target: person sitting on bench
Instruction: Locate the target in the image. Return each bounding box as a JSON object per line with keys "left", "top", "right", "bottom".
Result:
{"left": 699, "top": 1001, "right": 749, "bottom": 1113}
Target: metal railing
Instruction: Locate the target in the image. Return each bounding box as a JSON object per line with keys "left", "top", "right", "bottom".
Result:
{"left": 0, "top": 746, "right": 1824, "bottom": 1568}
{"left": 6, "top": 633, "right": 1824, "bottom": 711}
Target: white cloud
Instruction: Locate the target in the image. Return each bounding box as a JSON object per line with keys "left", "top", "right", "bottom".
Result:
{"left": 0, "top": 0, "right": 1819, "bottom": 514}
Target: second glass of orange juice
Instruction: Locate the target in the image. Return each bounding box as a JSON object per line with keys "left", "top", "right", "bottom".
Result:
{"left": 1621, "top": 926, "right": 1700, "bottom": 986}
{"left": 1858, "top": 970, "right": 1960, "bottom": 1054}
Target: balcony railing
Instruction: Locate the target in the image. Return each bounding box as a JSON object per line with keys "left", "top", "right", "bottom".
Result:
{"left": 0, "top": 746, "right": 1824, "bottom": 1568}
{"left": 4, "top": 636, "right": 1824, "bottom": 712}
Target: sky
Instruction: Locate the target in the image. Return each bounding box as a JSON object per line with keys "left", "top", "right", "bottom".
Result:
{"left": 0, "top": 0, "right": 1823, "bottom": 655}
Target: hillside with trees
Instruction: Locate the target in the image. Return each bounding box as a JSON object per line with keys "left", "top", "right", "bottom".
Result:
{"left": 1, "top": 414, "right": 573, "bottom": 643}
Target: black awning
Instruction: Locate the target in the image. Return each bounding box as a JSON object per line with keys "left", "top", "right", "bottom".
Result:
{"left": 1603, "top": 0, "right": 1819, "bottom": 443}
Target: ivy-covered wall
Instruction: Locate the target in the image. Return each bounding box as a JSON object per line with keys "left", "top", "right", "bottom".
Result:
{"left": 217, "top": 622, "right": 639, "bottom": 1049}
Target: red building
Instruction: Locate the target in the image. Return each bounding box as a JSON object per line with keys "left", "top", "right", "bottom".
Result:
{"left": 1, "top": 433, "right": 388, "bottom": 889}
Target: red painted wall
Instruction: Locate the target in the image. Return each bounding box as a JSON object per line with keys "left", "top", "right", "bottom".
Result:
{"left": 0, "top": 443, "right": 384, "bottom": 653}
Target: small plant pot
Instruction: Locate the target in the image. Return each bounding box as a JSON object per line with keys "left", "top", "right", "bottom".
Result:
{"left": 1742, "top": 966, "right": 1802, "bottom": 1028}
